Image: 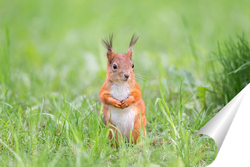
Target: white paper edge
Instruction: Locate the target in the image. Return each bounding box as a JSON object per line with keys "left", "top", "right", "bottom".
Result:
{"left": 196, "top": 83, "right": 250, "bottom": 166}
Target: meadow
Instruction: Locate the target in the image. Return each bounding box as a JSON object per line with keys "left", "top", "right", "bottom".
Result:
{"left": 1, "top": 0, "right": 250, "bottom": 166}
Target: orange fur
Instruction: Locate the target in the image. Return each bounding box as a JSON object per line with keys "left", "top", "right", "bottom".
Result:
{"left": 100, "top": 34, "right": 146, "bottom": 145}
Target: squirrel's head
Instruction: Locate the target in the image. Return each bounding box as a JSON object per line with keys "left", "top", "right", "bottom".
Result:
{"left": 102, "top": 34, "right": 139, "bottom": 83}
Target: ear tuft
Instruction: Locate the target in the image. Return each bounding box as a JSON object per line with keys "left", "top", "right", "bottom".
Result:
{"left": 102, "top": 33, "right": 114, "bottom": 51}
{"left": 102, "top": 34, "right": 115, "bottom": 63}
{"left": 127, "top": 34, "right": 139, "bottom": 59}
{"left": 129, "top": 34, "right": 139, "bottom": 48}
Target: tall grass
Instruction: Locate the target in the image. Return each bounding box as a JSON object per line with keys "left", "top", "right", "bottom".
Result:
{"left": 209, "top": 35, "right": 250, "bottom": 106}
{"left": 0, "top": 85, "right": 217, "bottom": 167}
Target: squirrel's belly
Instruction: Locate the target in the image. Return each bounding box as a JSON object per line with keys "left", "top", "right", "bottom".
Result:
{"left": 109, "top": 105, "right": 135, "bottom": 139}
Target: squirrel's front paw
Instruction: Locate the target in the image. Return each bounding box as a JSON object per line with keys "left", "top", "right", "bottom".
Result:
{"left": 113, "top": 100, "right": 122, "bottom": 108}
{"left": 120, "top": 97, "right": 133, "bottom": 109}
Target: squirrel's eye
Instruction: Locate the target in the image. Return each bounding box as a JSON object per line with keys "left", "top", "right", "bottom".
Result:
{"left": 113, "top": 64, "right": 117, "bottom": 69}
{"left": 132, "top": 64, "right": 134, "bottom": 68}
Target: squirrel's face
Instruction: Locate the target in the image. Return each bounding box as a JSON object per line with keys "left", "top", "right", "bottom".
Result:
{"left": 107, "top": 53, "right": 135, "bottom": 83}
{"left": 102, "top": 34, "right": 139, "bottom": 83}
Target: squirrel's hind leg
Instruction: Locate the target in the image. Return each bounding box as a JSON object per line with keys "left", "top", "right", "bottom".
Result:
{"left": 132, "top": 100, "right": 146, "bottom": 144}
{"left": 132, "top": 116, "right": 146, "bottom": 144}
{"left": 103, "top": 105, "right": 122, "bottom": 147}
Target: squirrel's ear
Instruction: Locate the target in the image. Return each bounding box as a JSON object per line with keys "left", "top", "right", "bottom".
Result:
{"left": 102, "top": 34, "right": 116, "bottom": 63}
{"left": 127, "top": 34, "right": 139, "bottom": 59}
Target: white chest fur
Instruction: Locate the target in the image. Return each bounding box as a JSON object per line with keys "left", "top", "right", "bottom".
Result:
{"left": 109, "top": 83, "right": 135, "bottom": 139}
{"left": 110, "top": 83, "right": 130, "bottom": 101}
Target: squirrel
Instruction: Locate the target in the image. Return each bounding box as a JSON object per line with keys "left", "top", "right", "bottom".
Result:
{"left": 100, "top": 34, "right": 147, "bottom": 145}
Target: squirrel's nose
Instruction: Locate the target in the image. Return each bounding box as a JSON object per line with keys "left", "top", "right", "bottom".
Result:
{"left": 124, "top": 74, "right": 129, "bottom": 79}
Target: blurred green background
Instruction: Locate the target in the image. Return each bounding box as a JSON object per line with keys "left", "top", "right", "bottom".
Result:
{"left": 1, "top": 0, "right": 250, "bottom": 166}
{"left": 1, "top": 0, "right": 250, "bottom": 97}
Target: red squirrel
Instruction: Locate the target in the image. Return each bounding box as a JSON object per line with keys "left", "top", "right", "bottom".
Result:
{"left": 100, "top": 34, "right": 147, "bottom": 145}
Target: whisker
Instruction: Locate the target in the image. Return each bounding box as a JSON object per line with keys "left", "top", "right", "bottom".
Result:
{"left": 133, "top": 67, "right": 144, "bottom": 72}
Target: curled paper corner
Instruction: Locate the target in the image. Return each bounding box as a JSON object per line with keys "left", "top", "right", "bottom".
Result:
{"left": 196, "top": 83, "right": 250, "bottom": 166}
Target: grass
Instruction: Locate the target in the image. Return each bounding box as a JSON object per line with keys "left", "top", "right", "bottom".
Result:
{"left": 209, "top": 35, "right": 250, "bottom": 106}
{"left": 1, "top": 0, "right": 250, "bottom": 166}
